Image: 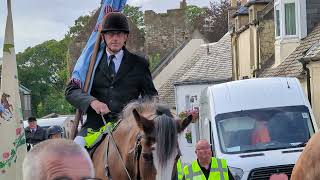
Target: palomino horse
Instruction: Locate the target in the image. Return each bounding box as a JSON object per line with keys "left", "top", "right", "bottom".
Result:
{"left": 92, "top": 98, "right": 192, "bottom": 180}
{"left": 291, "top": 131, "right": 320, "bottom": 180}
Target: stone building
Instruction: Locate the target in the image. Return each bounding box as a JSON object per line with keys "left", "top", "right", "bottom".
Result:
{"left": 144, "top": 0, "right": 190, "bottom": 59}
{"left": 230, "top": 0, "right": 320, "bottom": 124}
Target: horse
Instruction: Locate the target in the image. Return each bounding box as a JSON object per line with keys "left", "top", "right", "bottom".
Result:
{"left": 92, "top": 98, "right": 192, "bottom": 180}
{"left": 291, "top": 131, "right": 320, "bottom": 180}
{"left": 1, "top": 93, "right": 13, "bottom": 114}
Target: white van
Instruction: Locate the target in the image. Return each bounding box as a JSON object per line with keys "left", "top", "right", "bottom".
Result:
{"left": 197, "top": 77, "right": 317, "bottom": 179}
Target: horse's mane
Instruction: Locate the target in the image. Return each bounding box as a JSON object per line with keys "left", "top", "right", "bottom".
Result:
{"left": 120, "top": 97, "right": 178, "bottom": 167}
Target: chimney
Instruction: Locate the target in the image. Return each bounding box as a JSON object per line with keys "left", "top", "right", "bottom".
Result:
{"left": 180, "top": 0, "right": 187, "bottom": 9}
{"left": 228, "top": 0, "right": 238, "bottom": 31}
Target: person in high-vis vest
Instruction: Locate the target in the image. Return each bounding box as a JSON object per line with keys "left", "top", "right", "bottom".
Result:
{"left": 177, "top": 158, "right": 184, "bottom": 180}
{"left": 183, "top": 139, "right": 235, "bottom": 180}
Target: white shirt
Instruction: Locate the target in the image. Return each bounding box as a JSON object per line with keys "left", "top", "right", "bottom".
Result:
{"left": 106, "top": 49, "right": 124, "bottom": 73}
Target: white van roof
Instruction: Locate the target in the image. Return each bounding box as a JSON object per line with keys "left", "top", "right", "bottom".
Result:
{"left": 207, "top": 77, "right": 309, "bottom": 115}
{"left": 23, "top": 115, "right": 75, "bottom": 128}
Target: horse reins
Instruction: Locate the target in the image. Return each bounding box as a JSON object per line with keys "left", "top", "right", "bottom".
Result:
{"left": 101, "top": 115, "right": 133, "bottom": 180}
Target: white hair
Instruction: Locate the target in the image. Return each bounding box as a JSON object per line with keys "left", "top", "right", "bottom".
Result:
{"left": 23, "top": 139, "right": 94, "bottom": 180}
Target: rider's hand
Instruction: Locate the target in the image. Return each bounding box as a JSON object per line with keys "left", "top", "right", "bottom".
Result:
{"left": 90, "top": 100, "right": 110, "bottom": 115}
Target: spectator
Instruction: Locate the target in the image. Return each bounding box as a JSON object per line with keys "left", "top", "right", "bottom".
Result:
{"left": 22, "top": 139, "right": 96, "bottom": 180}
{"left": 47, "top": 125, "right": 63, "bottom": 139}
{"left": 251, "top": 112, "right": 271, "bottom": 145}
{"left": 24, "top": 117, "right": 46, "bottom": 150}
{"left": 183, "top": 139, "right": 235, "bottom": 180}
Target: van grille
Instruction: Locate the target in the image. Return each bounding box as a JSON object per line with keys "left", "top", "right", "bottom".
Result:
{"left": 248, "top": 164, "right": 294, "bottom": 180}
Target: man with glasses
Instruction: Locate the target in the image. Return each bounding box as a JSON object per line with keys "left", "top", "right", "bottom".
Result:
{"left": 22, "top": 139, "right": 101, "bottom": 180}
{"left": 183, "top": 139, "right": 235, "bottom": 180}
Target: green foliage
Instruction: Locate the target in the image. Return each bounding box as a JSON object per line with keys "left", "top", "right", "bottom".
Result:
{"left": 15, "top": 14, "right": 92, "bottom": 117}
{"left": 17, "top": 39, "right": 72, "bottom": 117}
{"left": 148, "top": 53, "right": 161, "bottom": 72}
{"left": 66, "top": 14, "right": 91, "bottom": 38}
{"left": 185, "top": 5, "right": 206, "bottom": 30}
{"left": 123, "top": 5, "right": 144, "bottom": 32}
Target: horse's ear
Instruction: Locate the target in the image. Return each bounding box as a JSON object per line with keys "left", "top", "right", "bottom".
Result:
{"left": 133, "top": 109, "right": 154, "bottom": 135}
{"left": 177, "top": 115, "right": 192, "bottom": 133}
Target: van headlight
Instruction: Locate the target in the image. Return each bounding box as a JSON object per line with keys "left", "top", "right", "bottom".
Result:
{"left": 229, "top": 167, "right": 244, "bottom": 180}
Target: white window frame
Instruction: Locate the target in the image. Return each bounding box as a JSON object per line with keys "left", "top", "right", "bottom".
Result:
{"left": 274, "top": 0, "right": 307, "bottom": 41}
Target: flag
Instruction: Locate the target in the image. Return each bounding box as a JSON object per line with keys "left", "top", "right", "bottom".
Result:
{"left": 71, "top": 0, "right": 127, "bottom": 93}
{"left": 0, "top": 0, "right": 27, "bottom": 179}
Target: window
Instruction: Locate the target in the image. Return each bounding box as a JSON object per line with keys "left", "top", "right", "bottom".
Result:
{"left": 216, "top": 106, "right": 314, "bottom": 154}
{"left": 285, "top": 1, "right": 296, "bottom": 35}
{"left": 275, "top": 5, "right": 281, "bottom": 37}
{"left": 274, "top": 0, "right": 304, "bottom": 39}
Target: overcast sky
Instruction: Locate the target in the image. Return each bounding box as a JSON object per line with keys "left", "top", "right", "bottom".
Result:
{"left": 0, "top": 0, "right": 210, "bottom": 57}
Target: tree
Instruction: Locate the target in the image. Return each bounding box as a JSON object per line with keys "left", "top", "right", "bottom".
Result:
{"left": 203, "top": 0, "right": 230, "bottom": 42}
{"left": 66, "top": 14, "right": 92, "bottom": 39}
{"left": 185, "top": 5, "right": 206, "bottom": 31}
{"left": 17, "top": 39, "right": 72, "bottom": 117}
{"left": 123, "top": 5, "right": 144, "bottom": 32}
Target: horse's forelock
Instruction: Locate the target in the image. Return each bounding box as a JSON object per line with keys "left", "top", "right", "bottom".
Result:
{"left": 154, "top": 114, "right": 178, "bottom": 168}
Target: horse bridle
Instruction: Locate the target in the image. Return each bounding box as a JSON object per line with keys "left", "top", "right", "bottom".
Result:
{"left": 102, "top": 115, "right": 181, "bottom": 180}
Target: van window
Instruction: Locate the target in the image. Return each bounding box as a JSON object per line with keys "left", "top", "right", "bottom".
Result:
{"left": 215, "top": 105, "right": 314, "bottom": 154}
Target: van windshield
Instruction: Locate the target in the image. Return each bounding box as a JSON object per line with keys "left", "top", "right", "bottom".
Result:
{"left": 215, "top": 106, "right": 314, "bottom": 154}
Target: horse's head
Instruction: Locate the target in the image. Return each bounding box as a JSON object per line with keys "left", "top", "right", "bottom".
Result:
{"left": 132, "top": 106, "right": 192, "bottom": 180}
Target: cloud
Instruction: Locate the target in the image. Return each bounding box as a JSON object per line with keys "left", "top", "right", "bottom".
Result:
{"left": 127, "top": 0, "right": 153, "bottom": 7}
{"left": 0, "top": 0, "right": 210, "bottom": 57}
{"left": 0, "top": 0, "right": 100, "bottom": 57}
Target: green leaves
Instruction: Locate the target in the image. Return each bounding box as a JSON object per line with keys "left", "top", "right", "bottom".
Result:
{"left": 17, "top": 39, "right": 72, "bottom": 117}
{"left": 123, "top": 5, "right": 144, "bottom": 32}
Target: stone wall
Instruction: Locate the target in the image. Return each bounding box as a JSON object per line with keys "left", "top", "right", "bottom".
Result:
{"left": 259, "top": 18, "right": 275, "bottom": 65}
{"left": 144, "top": 8, "right": 189, "bottom": 59}
{"left": 307, "top": 0, "right": 320, "bottom": 33}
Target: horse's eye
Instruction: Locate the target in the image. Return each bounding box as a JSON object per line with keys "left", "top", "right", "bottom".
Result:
{"left": 142, "top": 153, "right": 153, "bottom": 161}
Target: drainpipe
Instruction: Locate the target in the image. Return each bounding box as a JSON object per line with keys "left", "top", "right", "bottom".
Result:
{"left": 299, "top": 58, "right": 312, "bottom": 106}
{"left": 255, "top": 24, "right": 262, "bottom": 77}
{"left": 234, "top": 34, "right": 240, "bottom": 80}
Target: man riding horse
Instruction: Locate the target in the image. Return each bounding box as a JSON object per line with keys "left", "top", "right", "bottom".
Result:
{"left": 65, "top": 12, "right": 158, "bottom": 148}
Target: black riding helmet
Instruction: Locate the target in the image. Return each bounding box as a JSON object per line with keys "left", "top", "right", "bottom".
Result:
{"left": 47, "top": 125, "right": 62, "bottom": 137}
{"left": 101, "top": 12, "right": 130, "bottom": 34}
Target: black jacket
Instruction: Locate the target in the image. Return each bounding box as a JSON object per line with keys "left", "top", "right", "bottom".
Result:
{"left": 65, "top": 48, "right": 158, "bottom": 132}
{"left": 24, "top": 125, "right": 47, "bottom": 145}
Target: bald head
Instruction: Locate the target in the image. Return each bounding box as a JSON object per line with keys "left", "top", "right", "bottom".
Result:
{"left": 195, "top": 139, "right": 212, "bottom": 163}
{"left": 23, "top": 139, "right": 94, "bottom": 180}
{"left": 196, "top": 139, "right": 210, "bottom": 149}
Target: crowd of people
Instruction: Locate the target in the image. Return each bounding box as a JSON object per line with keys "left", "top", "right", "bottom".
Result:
{"left": 24, "top": 116, "right": 63, "bottom": 150}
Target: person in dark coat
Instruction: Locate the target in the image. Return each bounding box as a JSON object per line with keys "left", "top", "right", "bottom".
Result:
{"left": 24, "top": 117, "right": 47, "bottom": 150}
{"left": 65, "top": 12, "right": 158, "bottom": 147}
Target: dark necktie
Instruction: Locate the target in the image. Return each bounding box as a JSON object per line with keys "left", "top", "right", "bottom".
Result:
{"left": 108, "top": 55, "right": 116, "bottom": 79}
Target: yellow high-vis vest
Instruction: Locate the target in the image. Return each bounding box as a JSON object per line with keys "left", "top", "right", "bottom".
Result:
{"left": 184, "top": 157, "right": 229, "bottom": 180}
{"left": 177, "top": 158, "right": 183, "bottom": 180}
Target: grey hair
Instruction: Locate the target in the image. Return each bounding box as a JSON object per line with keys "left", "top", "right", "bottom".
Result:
{"left": 22, "top": 139, "right": 94, "bottom": 180}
